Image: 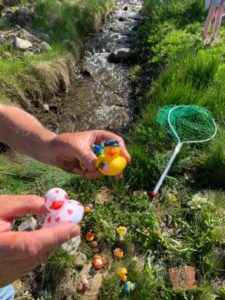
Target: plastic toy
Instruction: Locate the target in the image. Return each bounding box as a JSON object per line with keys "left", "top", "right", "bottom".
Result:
{"left": 42, "top": 188, "right": 84, "bottom": 228}
{"left": 124, "top": 281, "right": 138, "bottom": 295}
{"left": 116, "top": 226, "right": 127, "bottom": 236}
{"left": 92, "top": 255, "right": 107, "bottom": 269}
{"left": 92, "top": 140, "right": 127, "bottom": 176}
{"left": 116, "top": 267, "right": 128, "bottom": 282}
{"left": 85, "top": 232, "right": 95, "bottom": 241}
{"left": 113, "top": 248, "right": 124, "bottom": 259}
{"left": 84, "top": 204, "right": 94, "bottom": 214}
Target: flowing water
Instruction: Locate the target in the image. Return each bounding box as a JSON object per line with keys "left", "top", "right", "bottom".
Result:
{"left": 44, "top": 0, "right": 143, "bottom": 134}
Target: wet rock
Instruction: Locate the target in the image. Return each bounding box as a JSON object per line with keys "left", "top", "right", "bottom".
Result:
{"left": 81, "top": 69, "right": 92, "bottom": 77}
{"left": 168, "top": 266, "right": 196, "bottom": 291}
{"left": 107, "top": 48, "right": 130, "bottom": 63}
{"left": 118, "top": 16, "right": 125, "bottom": 22}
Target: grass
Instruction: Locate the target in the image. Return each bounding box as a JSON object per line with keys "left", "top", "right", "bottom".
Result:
{"left": 1, "top": 0, "right": 225, "bottom": 299}
{"left": 0, "top": 0, "right": 115, "bottom": 109}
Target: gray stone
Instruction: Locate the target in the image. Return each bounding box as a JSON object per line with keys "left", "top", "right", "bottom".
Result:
{"left": 0, "top": 34, "right": 5, "bottom": 43}
{"left": 18, "top": 217, "right": 37, "bottom": 231}
{"left": 39, "top": 33, "right": 50, "bottom": 41}
{"left": 74, "top": 252, "right": 87, "bottom": 268}
{"left": 61, "top": 235, "right": 81, "bottom": 255}
{"left": 107, "top": 48, "right": 130, "bottom": 63}
{"left": 43, "top": 103, "right": 50, "bottom": 111}
{"left": 40, "top": 41, "right": 52, "bottom": 51}
{"left": 15, "top": 37, "right": 32, "bottom": 49}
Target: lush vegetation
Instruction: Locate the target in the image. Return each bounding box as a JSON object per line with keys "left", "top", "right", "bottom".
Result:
{"left": 1, "top": 0, "right": 225, "bottom": 299}
{"left": 0, "top": 0, "right": 114, "bottom": 106}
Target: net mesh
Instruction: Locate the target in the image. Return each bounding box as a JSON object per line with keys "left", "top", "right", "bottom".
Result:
{"left": 157, "top": 105, "right": 216, "bottom": 142}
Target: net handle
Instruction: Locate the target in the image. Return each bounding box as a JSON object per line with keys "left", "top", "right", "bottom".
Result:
{"left": 168, "top": 105, "right": 218, "bottom": 144}
{"left": 151, "top": 105, "right": 217, "bottom": 198}
{"left": 151, "top": 142, "right": 182, "bottom": 198}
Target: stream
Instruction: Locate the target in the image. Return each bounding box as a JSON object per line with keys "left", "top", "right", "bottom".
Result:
{"left": 42, "top": 0, "right": 143, "bottom": 134}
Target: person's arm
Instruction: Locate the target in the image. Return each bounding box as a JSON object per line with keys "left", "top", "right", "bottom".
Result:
{"left": 0, "top": 104, "right": 56, "bottom": 163}
{"left": 0, "top": 104, "right": 131, "bottom": 179}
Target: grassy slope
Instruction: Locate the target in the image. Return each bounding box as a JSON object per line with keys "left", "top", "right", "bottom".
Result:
{"left": 0, "top": 0, "right": 114, "bottom": 107}
{"left": 2, "top": 0, "right": 225, "bottom": 299}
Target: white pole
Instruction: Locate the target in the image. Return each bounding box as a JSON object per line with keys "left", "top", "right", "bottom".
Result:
{"left": 151, "top": 142, "right": 182, "bottom": 198}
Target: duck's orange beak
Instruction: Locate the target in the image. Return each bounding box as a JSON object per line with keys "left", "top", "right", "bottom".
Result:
{"left": 107, "top": 148, "right": 117, "bottom": 156}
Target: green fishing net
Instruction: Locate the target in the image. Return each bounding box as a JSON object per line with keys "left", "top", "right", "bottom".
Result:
{"left": 157, "top": 105, "right": 217, "bottom": 143}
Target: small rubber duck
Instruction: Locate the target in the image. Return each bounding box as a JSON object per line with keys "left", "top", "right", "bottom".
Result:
{"left": 84, "top": 204, "right": 94, "bottom": 214}
{"left": 116, "top": 267, "right": 128, "bottom": 282}
{"left": 92, "top": 140, "right": 127, "bottom": 176}
{"left": 124, "top": 281, "right": 138, "bottom": 295}
{"left": 113, "top": 248, "right": 124, "bottom": 259}
{"left": 85, "top": 232, "right": 95, "bottom": 241}
{"left": 42, "top": 188, "right": 84, "bottom": 228}
{"left": 92, "top": 255, "right": 107, "bottom": 270}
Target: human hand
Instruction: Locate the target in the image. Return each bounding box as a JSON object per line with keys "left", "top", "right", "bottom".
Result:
{"left": 46, "top": 130, "right": 131, "bottom": 179}
{"left": 0, "top": 195, "right": 80, "bottom": 287}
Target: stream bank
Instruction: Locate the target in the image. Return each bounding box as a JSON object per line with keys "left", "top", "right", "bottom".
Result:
{"left": 39, "top": 0, "right": 143, "bottom": 135}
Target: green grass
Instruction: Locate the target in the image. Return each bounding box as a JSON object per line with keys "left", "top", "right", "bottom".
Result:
{"left": 0, "top": 0, "right": 115, "bottom": 108}
{"left": 1, "top": 0, "right": 225, "bottom": 299}
{"left": 32, "top": 0, "right": 114, "bottom": 51}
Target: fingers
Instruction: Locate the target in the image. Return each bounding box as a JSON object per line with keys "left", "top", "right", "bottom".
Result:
{"left": 0, "top": 223, "right": 80, "bottom": 261}
{"left": 0, "top": 220, "right": 12, "bottom": 232}
{"left": 63, "top": 158, "right": 102, "bottom": 178}
{"left": 73, "top": 166, "right": 103, "bottom": 179}
{"left": 94, "top": 130, "right": 131, "bottom": 162}
{"left": 0, "top": 195, "right": 48, "bottom": 219}
{"left": 38, "top": 223, "right": 80, "bottom": 251}
{"left": 79, "top": 148, "right": 96, "bottom": 172}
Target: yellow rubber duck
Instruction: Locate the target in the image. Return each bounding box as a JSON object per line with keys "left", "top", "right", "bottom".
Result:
{"left": 116, "top": 267, "right": 128, "bottom": 282}
{"left": 92, "top": 140, "right": 127, "bottom": 176}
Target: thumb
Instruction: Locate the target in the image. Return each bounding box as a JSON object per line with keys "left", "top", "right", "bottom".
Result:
{"left": 0, "top": 223, "right": 80, "bottom": 261}
{"left": 40, "top": 223, "right": 80, "bottom": 250}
